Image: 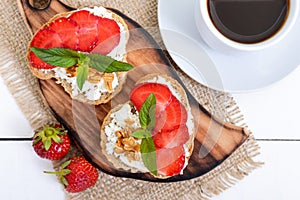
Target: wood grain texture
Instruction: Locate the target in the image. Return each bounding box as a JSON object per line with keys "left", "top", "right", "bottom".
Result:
{"left": 18, "top": 0, "right": 249, "bottom": 182}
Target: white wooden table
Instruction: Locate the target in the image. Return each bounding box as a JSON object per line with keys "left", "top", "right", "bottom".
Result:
{"left": 1, "top": 65, "right": 300, "bottom": 200}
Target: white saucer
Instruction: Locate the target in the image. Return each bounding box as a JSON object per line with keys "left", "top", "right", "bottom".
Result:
{"left": 157, "top": 0, "right": 300, "bottom": 93}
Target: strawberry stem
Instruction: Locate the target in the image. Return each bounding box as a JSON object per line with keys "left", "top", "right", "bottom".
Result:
{"left": 44, "top": 160, "right": 72, "bottom": 186}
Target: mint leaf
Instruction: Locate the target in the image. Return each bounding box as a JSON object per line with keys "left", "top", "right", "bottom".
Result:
{"left": 141, "top": 137, "right": 157, "bottom": 175}
{"left": 76, "top": 56, "right": 90, "bottom": 90}
{"left": 147, "top": 103, "right": 156, "bottom": 131}
{"left": 30, "top": 47, "right": 134, "bottom": 90}
{"left": 88, "top": 53, "right": 133, "bottom": 73}
{"left": 139, "top": 93, "right": 156, "bottom": 129}
{"left": 30, "top": 47, "right": 133, "bottom": 72}
{"left": 131, "top": 129, "right": 152, "bottom": 139}
{"left": 130, "top": 93, "right": 158, "bottom": 175}
{"left": 30, "top": 47, "right": 79, "bottom": 67}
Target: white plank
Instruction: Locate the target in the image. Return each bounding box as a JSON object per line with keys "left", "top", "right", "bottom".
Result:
{"left": 0, "top": 76, "right": 32, "bottom": 137}
{"left": 1, "top": 141, "right": 300, "bottom": 199}
{"left": 0, "top": 141, "right": 65, "bottom": 200}
{"left": 233, "top": 66, "right": 300, "bottom": 139}
{"left": 214, "top": 141, "right": 300, "bottom": 200}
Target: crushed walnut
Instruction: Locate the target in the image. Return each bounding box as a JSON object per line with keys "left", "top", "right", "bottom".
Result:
{"left": 103, "top": 73, "right": 115, "bottom": 92}
{"left": 65, "top": 66, "right": 116, "bottom": 91}
{"left": 66, "top": 66, "right": 77, "bottom": 77}
{"left": 114, "top": 127, "right": 141, "bottom": 162}
{"left": 87, "top": 68, "right": 102, "bottom": 84}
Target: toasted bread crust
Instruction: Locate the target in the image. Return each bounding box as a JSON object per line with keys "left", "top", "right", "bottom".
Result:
{"left": 27, "top": 7, "right": 129, "bottom": 105}
{"left": 100, "top": 74, "right": 195, "bottom": 178}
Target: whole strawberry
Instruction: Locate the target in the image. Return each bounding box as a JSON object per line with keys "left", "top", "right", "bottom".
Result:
{"left": 33, "top": 123, "right": 70, "bottom": 160}
{"left": 46, "top": 156, "right": 99, "bottom": 193}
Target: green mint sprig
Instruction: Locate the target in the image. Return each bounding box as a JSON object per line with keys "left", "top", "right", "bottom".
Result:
{"left": 30, "top": 47, "right": 133, "bottom": 90}
{"left": 131, "top": 93, "right": 157, "bottom": 176}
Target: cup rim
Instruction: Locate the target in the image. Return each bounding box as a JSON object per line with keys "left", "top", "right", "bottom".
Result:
{"left": 198, "top": 0, "right": 299, "bottom": 52}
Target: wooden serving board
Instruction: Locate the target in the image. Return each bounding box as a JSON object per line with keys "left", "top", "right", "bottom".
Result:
{"left": 18, "top": 0, "right": 249, "bottom": 182}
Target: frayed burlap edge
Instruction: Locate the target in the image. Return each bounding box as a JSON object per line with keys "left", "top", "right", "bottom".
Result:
{"left": 0, "top": 0, "right": 55, "bottom": 129}
{"left": 0, "top": 0, "right": 263, "bottom": 199}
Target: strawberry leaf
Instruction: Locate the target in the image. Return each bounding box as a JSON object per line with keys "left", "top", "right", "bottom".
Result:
{"left": 141, "top": 137, "right": 157, "bottom": 176}
{"left": 139, "top": 93, "right": 156, "bottom": 130}
{"left": 32, "top": 135, "right": 41, "bottom": 145}
{"left": 61, "top": 160, "right": 71, "bottom": 169}
{"left": 52, "top": 134, "right": 62, "bottom": 144}
{"left": 44, "top": 138, "right": 51, "bottom": 151}
{"left": 61, "top": 169, "right": 72, "bottom": 176}
{"left": 61, "top": 177, "right": 69, "bottom": 186}
{"left": 30, "top": 47, "right": 79, "bottom": 68}
{"left": 76, "top": 56, "right": 90, "bottom": 90}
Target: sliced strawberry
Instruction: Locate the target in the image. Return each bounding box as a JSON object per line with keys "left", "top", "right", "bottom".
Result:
{"left": 68, "top": 10, "right": 98, "bottom": 52}
{"left": 30, "top": 28, "right": 63, "bottom": 48}
{"left": 156, "top": 146, "right": 185, "bottom": 176}
{"left": 130, "top": 83, "right": 173, "bottom": 115}
{"left": 92, "top": 17, "right": 121, "bottom": 55}
{"left": 48, "top": 17, "right": 78, "bottom": 49}
{"left": 154, "top": 96, "right": 188, "bottom": 132}
{"left": 29, "top": 28, "right": 63, "bottom": 69}
{"left": 153, "top": 125, "right": 189, "bottom": 148}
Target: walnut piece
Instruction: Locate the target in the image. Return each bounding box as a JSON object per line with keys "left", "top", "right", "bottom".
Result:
{"left": 87, "top": 68, "right": 103, "bottom": 84}
{"left": 103, "top": 73, "right": 115, "bottom": 92}
{"left": 66, "top": 66, "right": 77, "bottom": 77}
{"left": 114, "top": 128, "right": 141, "bottom": 162}
{"left": 65, "top": 66, "right": 116, "bottom": 92}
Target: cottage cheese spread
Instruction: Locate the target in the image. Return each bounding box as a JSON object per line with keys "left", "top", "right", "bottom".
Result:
{"left": 42, "top": 6, "right": 129, "bottom": 101}
{"left": 104, "top": 76, "right": 194, "bottom": 174}
{"left": 104, "top": 103, "right": 148, "bottom": 172}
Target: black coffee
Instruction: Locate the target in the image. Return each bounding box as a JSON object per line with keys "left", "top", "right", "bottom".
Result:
{"left": 208, "top": 0, "right": 289, "bottom": 44}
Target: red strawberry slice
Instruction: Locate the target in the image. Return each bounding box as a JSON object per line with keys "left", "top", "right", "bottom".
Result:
{"left": 68, "top": 10, "right": 98, "bottom": 52}
{"left": 156, "top": 146, "right": 185, "bottom": 176}
{"left": 153, "top": 125, "right": 189, "bottom": 148}
{"left": 92, "top": 17, "right": 121, "bottom": 55}
{"left": 29, "top": 28, "right": 63, "bottom": 69}
{"left": 30, "top": 28, "right": 63, "bottom": 48}
{"left": 48, "top": 17, "right": 78, "bottom": 50}
{"left": 130, "top": 83, "right": 173, "bottom": 115}
{"left": 154, "top": 96, "right": 188, "bottom": 132}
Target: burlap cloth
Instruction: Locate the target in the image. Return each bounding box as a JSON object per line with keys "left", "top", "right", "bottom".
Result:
{"left": 0, "top": 0, "right": 262, "bottom": 199}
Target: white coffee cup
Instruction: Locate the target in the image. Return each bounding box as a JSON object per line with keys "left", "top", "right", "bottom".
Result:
{"left": 194, "top": 0, "right": 299, "bottom": 52}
